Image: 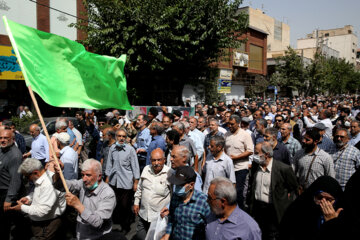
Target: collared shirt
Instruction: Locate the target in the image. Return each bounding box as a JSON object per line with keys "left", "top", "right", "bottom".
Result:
{"left": 72, "top": 127, "right": 83, "bottom": 146}
{"left": 303, "top": 117, "right": 333, "bottom": 138}
{"left": 202, "top": 151, "right": 236, "bottom": 194}
{"left": 204, "top": 131, "right": 224, "bottom": 156}
{"left": 21, "top": 170, "right": 66, "bottom": 221}
{"left": 101, "top": 142, "right": 114, "bottom": 176}
{"left": 0, "top": 144, "right": 23, "bottom": 202}
{"left": 179, "top": 135, "right": 197, "bottom": 165}
{"left": 331, "top": 144, "right": 360, "bottom": 190}
{"left": 63, "top": 180, "right": 116, "bottom": 240}
{"left": 105, "top": 144, "right": 140, "bottom": 189}
{"left": 67, "top": 127, "right": 77, "bottom": 148}
{"left": 134, "top": 165, "right": 171, "bottom": 222}
{"left": 318, "top": 136, "right": 337, "bottom": 154}
{"left": 349, "top": 132, "right": 360, "bottom": 146}
{"left": 60, "top": 146, "right": 78, "bottom": 180}
{"left": 205, "top": 206, "right": 261, "bottom": 240}
{"left": 15, "top": 132, "right": 26, "bottom": 154}
{"left": 273, "top": 142, "right": 291, "bottom": 165}
{"left": 188, "top": 130, "right": 205, "bottom": 159}
{"left": 31, "top": 133, "right": 50, "bottom": 162}
{"left": 166, "top": 190, "right": 211, "bottom": 240}
{"left": 294, "top": 147, "right": 335, "bottom": 189}
{"left": 255, "top": 159, "right": 273, "bottom": 203}
{"left": 203, "top": 126, "right": 227, "bottom": 136}
{"left": 225, "top": 128, "right": 254, "bottom": 171}
{"left": 280, "top": 136, "right": 302, "bottom": 159}
{"left": 134, "top": 128, "right": 151, "bottom": 154}
{"left": 146, "top": 135, "right": 167, "bottom": 165}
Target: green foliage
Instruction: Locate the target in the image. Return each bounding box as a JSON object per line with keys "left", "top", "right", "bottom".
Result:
{"left": 73, "top": 0, "right": 248, "bottom": 91}
{"left": 11, "top": 114, "right": 38, "bottom": 133}
{"left": 271, "top": 47, "right": 360, "bottom": 96}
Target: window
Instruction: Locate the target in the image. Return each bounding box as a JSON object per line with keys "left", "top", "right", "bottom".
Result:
{"left": 324, "top": 33, "right": 329, "bottom": 37}
{"left": 274, "top": 20, "right": 282, "bottom": 41}
{"left": 348, "top": 30, "right": 352, "bottom": 34}
{"left": 249, "top": 44, "right": 263, "bottom": 71}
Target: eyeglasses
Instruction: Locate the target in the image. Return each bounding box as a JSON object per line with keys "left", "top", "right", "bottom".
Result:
{"left": 334, "top": 135, "right": 346, "bottom": 139}
{"left": 116, "top": 135, "right": 127, "bottom": 138}
{"left": 275, "top": 119, "right": 283, "bottom": 122}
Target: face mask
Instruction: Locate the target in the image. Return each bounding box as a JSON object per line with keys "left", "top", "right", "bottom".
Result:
{"left": 174, "top": 185, "right": 189, "bottom": 197}
{"left": 282, "top": 114, "right": 287, "bottom": 120}
{"left": 115, "top": 141, "right": 126, "bottom": 148}
{"left": 290, "top": 112, "right": 295, "bottom": 118}
{"left": 86, "top": 181, "right": 98, "bottom": 191}
{"left": 253, "top": 154, "right": 266, "bottom": 165}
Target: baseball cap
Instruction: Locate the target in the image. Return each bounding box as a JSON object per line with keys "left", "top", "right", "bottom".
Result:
{"left": 314, "top": 123, "right": 326, "bottom": 130}
{"left": 167, "top": 166, "right": 196, "bottom": 186}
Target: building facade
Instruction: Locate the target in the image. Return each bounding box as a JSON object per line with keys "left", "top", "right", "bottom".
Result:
{"left": 297, "top": 25, "right": 358, "bottom": 64}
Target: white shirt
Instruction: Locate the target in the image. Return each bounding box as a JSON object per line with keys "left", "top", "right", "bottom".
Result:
{"left": 188, "top": 130, "right": 204, "bottom": 159}
{"left": 203, "top": 126, "right": 227, "bottom": 135}
{"left": 255, "top": 159, "right": 273, "bottom": 203}
{"left": 21, "top": 170, "right": 66, "bottom": 221}
{"left": 71, "top": 127, "right": 83, "bottom": 146}
{"left": 134, "top": 165, "right": 171, "bottom": 222}
{"left": 303, "top": 117, "right": 333, "bottom": 138}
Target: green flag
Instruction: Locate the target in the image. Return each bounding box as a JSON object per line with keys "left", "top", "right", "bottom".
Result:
{"left": 3, "top": 16, "right": 133, "bottom": 110}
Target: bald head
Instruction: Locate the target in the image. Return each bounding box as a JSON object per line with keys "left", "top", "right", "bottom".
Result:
{"left": 151, "top": 148, "right": 165, "bottom": 174}
{"left": 0, "top": 129, "right": 14, "bottom": 148}
{"left": 29, "top": 124, "right": 40, "bottom": 138}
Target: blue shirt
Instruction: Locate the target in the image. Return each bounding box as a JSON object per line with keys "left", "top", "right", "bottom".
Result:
{"left": 349, "top": 132, "right": 360, "bottom": 146}
{"left": 105, "top": 144, "right": 140, "bottom": 189}
{"left": 60, "top": 146, "right": 78, "bottom": 180}
{"left": 31, "top": 133, "right": 50, "bottom": 162}
{"left": 134, "top": 128, "right": 151, "bottom": 159}
{"left": 166, "top": 190, "right": 211, "bottom": 240}
{"left": 146, "top": 135, "right": 167, "bottom": 165}
{"left": 318, "top": 136, "right": 337, "bottom": 154}
{"left": 67, "top": 128, "right": 77, "bottom": 148}
{"left": 206, "top": 206, "right": 262, "bottom": 240}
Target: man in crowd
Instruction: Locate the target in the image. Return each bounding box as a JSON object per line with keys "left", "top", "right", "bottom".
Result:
{"left": 69, "top": 120, "right": 83, "bottom": 155}
{"left": 57, "top": 132, "right": 78, "bottom": 180}
{"left": 264, "top": 128, "right": 291, "bottom": 166}
{"left": 0, "top": 129, "right": 24, "bottom": 239}
{"left": 254, "top": 118, "right": 267, "bottom": 144}
{"left": 206, "top": 177, "right": 261, "bottom": 240}
{"left": 11, "top": 158, "right": 66, "bottom": 239}
{"left": 106, "top": 129, "right": 140, "bottom": 234}
{"left": 303, "top": 109, "right": 333, "bottom": 138}
{"left": 161, "top": 166, "right": 210, "bottom": 240}
{"left": 100, "top": 127, "right": 116, "bottom": 178}
{"left": 204, "top": 119, "right": 224, "bottom": 158}
{"left": 3, "top": 121, "right": 26, "bottom": 154}
{"left": 52, "top": 159, "right": 116, "bottom": 239}
{"left": 147, "top": 107, "right": 160, "bottom": 128}
{"left": 134, "top": 114, "right": 151, "bottom": 173}
{"left": 202, "top": 135, "right": 235, "bottom": 194}
{"left": 23, "top": 124, "right": 49, "bottom": 166}
{"left": 349, "top": 120, "right": 360, "bottom": 147}
{"left": 161, "top": 115, "right": 173, "bottom": 140}
{"left": 165, "top": 130, "right": 180, "bottom": 167}
{"left": 197, "top": 116, "right": 207, "bottom": 132}
{"left": 247, "top": 142, "right": 298, "bottom": 240}
{"left": 279, "top": 123, "right": 302, "bottom": 160}
{"left": 225, "top": 115, "right": 253, "bottom": 209}
{"left": 133, "top": 148, "right": 171, "bottom": 240}
{"left": 172, "top": 122, "right": 198, "bottom": 172}
{"left": 332, "top": 128, "right": 360, "bottom": 190}
{"left": 314, "top": 123, "right": 337, "bottom": 154}
{"left": 294, "top": 129, "right": 335, "bottom": 190}
{"left": 146, "top": 122, "right": 166, "bottom": 166}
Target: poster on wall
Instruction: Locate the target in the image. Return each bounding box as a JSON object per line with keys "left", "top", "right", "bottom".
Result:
{"left": 218, "top": 79, "right": 231, "bottom": 94}
{"left": 0, "top": 45, "right": 24, "bottom": 80}
{"left": 233, "top": 51, "right": 249, "bottom": 67}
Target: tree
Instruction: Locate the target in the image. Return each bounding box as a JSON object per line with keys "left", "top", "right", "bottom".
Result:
{"left": 270, "top": 47, "right": 306, "bottom": 96}
{"left": 73, "top": 0, "right": 248, "bottom": 105}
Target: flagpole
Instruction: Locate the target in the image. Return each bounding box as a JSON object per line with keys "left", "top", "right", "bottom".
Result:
{"left": 3, "top": 16, "right": 69, "bottom": 193}
{"left": 28, "top": 86, "right": 70, "bottom": 193}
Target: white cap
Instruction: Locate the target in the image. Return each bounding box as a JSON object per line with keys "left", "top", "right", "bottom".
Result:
{"left": 265, "top": 116, "right": 273, "bottom": 121}
{"left": 56, "top": 132, "right": 70, "bottom": 144}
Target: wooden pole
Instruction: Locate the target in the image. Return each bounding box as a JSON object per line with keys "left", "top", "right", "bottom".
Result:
{"left": 27, "top": 86, "right": 69, "bottom": 193}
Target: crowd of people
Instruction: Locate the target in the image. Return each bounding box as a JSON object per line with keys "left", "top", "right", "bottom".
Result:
{"left": 0, "top": 95, "right": 360, "bottom": 240}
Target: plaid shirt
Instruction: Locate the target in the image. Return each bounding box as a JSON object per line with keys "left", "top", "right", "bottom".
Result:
{"left": 15, "top": 132, "right": 26, "bottom": 154}
{"left": 294, "top": 147, "right": 335, "bottom": 189}
{"left": 318, "top": 136, "right": 337, "bottom": 154}
{"left": 332, "top": 144, "right": 360, "bottom": 190}
{"left": 280, "top": 136, "right": 302, "bottom": 159}
{"left": 166, "top": 190, "right": 211, "bottom": 240}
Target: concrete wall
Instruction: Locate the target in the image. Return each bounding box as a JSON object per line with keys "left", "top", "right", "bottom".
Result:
{"left": 50, "top": 0, "right": 77, "bottom": 41}
{"left": 246, "top": 7, "right": 290, "bottom": 57}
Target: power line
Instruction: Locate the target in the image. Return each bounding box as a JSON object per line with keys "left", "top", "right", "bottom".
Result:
{"left": 29, "top": 0, "right": 89, "bottom": 22}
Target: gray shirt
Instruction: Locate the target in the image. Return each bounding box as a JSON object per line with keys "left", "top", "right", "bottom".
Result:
{"left": 0, "top": 144, "right": 23, "bottom": 202}
{"left": 61, "top": 179, "right": 116, "bottom": 240}
{"left": 202, "top": 151, "right": 236, "bottom": 194}
{"left": 105, "top": 144, "right": 140, "bottom": 189}
{"left": 294, "top": 147, "right": 335, "bottom": 189}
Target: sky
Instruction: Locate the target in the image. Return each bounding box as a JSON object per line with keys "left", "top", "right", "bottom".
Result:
{"left": 241, "top": 0, "right": 360, "bottom": 48}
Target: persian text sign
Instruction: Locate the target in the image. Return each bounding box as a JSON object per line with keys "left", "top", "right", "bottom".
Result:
{"left": 0, "top": 45, "right": 24, "bottom": 80}
{"left": 218, "top": 79, "right": 231, "bottom": 93}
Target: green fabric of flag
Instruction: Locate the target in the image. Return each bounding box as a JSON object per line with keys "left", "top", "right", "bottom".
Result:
{"left": 4, "top": 17, "right": 133, "bottom": 110}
